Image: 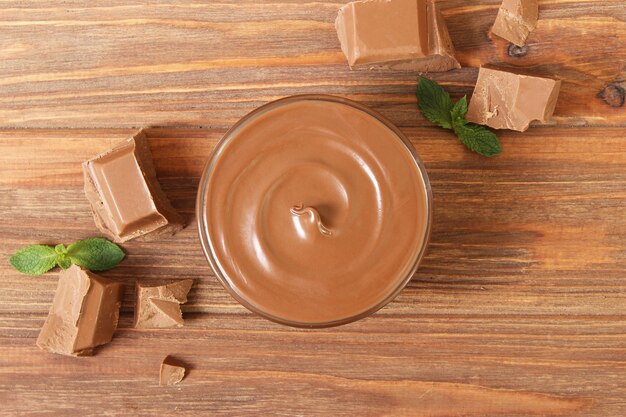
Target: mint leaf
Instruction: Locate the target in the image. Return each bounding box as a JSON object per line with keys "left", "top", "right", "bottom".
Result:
{"left": 417, "top": 76, "right": 454, "bottom": 129}
{"left": 67, "top": 238, "right": 125, "bottom": 271}
{"left": 450, "top": 95, "right": 468, "bottom": 127}
{"left": 453, "top": 123, "right": 502, "bottom": 157}
{"left": 9, "top": 245, "right": 58, "bottom": 276}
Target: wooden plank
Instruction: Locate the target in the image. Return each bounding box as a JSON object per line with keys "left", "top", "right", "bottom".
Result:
{"left": 4, "top": 315, "right": 623, "bottom": 417}
{"left": 1, "top": 127, "right": 625, "bottom": 415}
{"left": 0, "top": 1, "right": 624, "bottom": 128}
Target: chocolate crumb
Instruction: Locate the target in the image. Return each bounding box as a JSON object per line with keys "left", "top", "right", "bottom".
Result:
{"left": 160, "top": 356, "right": 186, "bottom": 386}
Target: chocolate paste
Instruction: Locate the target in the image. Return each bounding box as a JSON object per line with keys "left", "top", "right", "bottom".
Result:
{"left": 198, "top": 96, "right": 431, "bottom": 327}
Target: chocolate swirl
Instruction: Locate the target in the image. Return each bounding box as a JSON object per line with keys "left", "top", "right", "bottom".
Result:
{"left": 290, "top": 204, "right": 333, "bottom": 237}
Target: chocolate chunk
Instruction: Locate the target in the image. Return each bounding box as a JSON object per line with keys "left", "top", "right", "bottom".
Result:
{"left": 160, "top": 356, "right": 186, "bottom": 386}
{"left": 466, "top": 67, "right": 561, "bottom": 132}
{"left": 83, "top": 130, "right": 184, "bottom": 243}
{"left": 491, "top": 0, "right": 538, "bottom": 47}
{"left": 37, "top": 265, "right": 124, "bottom": 357}
{"left": 335, "top": 0, "right": 460, "bottom": 72}
{"left": 133, "top": 279, "right": 193, "bottom": 329}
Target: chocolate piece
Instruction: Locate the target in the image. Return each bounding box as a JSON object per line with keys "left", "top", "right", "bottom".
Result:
{"left": 37, "top": 265, "right": 124, "bottom": 357}
{"left": 467, "top": 67, "right": 561, "bottom": 132}
{"left": 133, "top": 279, "right": 193, "bottom": 328}
{"left": 83, "top": 130, "right": 184, "bottom": 243}
{"left": 335, "top": 0, "right": 460, "bottom": 72}
{"left": 160, "top": 356, "right": 185, "bottom": 386}
{"left": 491, "top": 0, "right": 538, "bottom": 47}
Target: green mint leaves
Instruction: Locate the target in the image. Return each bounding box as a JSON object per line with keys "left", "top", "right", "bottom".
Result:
{"left": 454, "top": 123, "right": 503, "bottom": 157}
{"left": 417, "top": 76, "right": 454, "bottom": 129}
{"left": 66, "top": 238, "right": 125, "bottom": 271}
{"left": 9, "top": 245, "right": 59, "bottom": 276}
{"left": 9, "top": 238, "right": 125, "bottom": 276}
{"left": 417, "top": 76, "right": 501, "bottom": 157}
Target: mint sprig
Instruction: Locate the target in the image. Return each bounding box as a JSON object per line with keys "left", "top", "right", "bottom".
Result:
{"left": 9, "top": 238, "right": 125, "bottom": 276}
{"left": 417, "top": 76, "right": 501, "bottom": 157}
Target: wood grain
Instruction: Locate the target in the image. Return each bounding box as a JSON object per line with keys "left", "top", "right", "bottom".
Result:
{"left": 1, "top": 128, "right": 625, "bottom": 416}
{"left": 0, "top": 0, "right": 624, "bottom": 128}
{"left": 1, "top": 0, "right": 625, "bottom": 415}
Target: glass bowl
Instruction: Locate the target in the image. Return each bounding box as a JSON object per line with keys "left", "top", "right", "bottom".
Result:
{"left": 197, "top": 94, "right": 432, "bottom": 328}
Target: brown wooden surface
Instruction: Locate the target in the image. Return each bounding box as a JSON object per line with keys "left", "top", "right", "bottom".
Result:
{"left": 1, "top": 0, "right": 625, "bottom": 416}
{"left": 0, "top": 0, "right": 624, "bottom": 128}
{"left": 2, "top": 128, "right": 626, "bottom": 416}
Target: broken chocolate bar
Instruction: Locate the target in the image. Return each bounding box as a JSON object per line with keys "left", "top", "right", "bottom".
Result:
{"left": 491, "top": 0, "right": 538, "bottom": 47}
{"left": 466, "top": 67, "right": 561, "bottom": 132}
{"left": 335, "top": 0, "right": 460, "bottom": 72}
{"left": 37, "top": 265, "right": 124, "bottom": 357}
{"left": 83, "top": 130, "right": 184, "bottom": 243}
{"left": 160, "top": 356, "right": 186, "bottom": 386}
{"left": 134, "top": 279, "right": 193, "bottom": 328}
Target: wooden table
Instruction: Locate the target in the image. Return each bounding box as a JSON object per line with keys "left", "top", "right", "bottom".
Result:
{"left": 1, "top": 1, "right": 625, "bottom": 416}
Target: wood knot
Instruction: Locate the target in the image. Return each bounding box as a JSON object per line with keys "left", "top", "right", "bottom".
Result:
{"left": 598, "top": 83, "right": 625, "bottom": 107}
{"left": 507, "top": 43, "right": 528, "bottom": 58}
